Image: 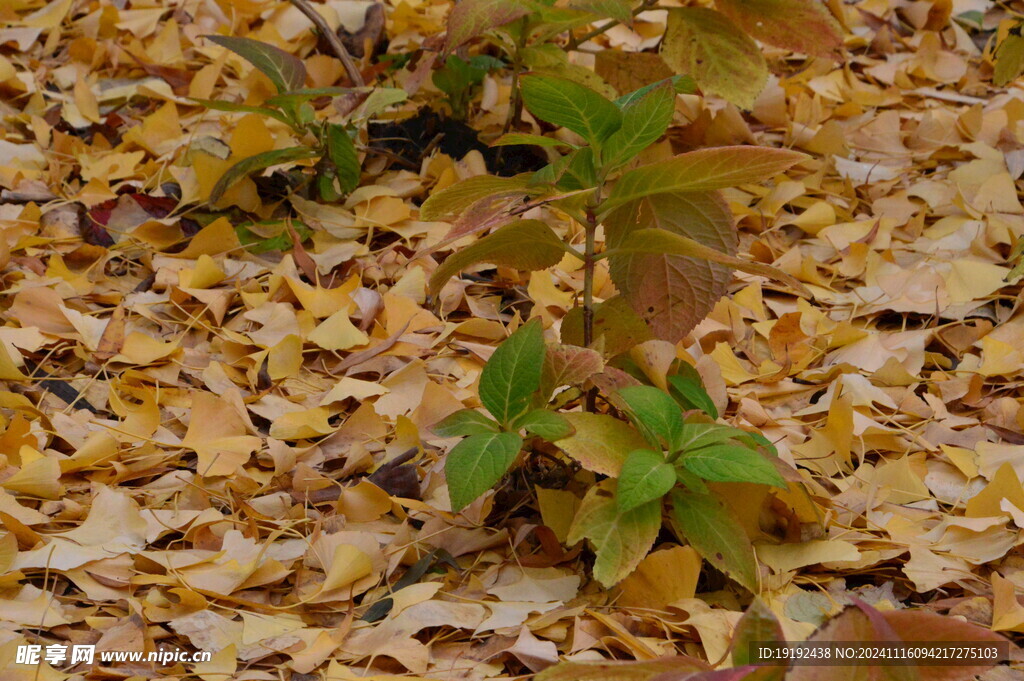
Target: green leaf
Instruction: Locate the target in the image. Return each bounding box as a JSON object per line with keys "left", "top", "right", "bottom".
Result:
{"left": 556, "top": 412, "right": 649, "bottom": 476}
{"left": 325, "top": 124, "right": 360, "bottom": 194}
{"left": 236, "top": 219, "right": 311, "bottom": 254}
{"left": 602, "top": 82, "right": 675, "bottom": 170}
{"left": 995, "top": 26, "right": 1024, "bottom": 87}
{"left": 520, "top": 75, "right": 623, "bottom": 145}
{"left": 204, "top": 35, "right": 307, "bottom": 94}
{"left": 358, "top": 87, "right": 409, "bottom": 119}
{"left": 522, "top": 45, "right": 617, "bottom": 98}
{"left": 492, "top": 133, "right": 575, "bottom": 148}
{"left": 209, "top": 146, "right": 320, "bottom": 204}
{"left": 445, "top": 432, "right": 524, "bottom": 511}
{"left": 443, "top": 0, "right": 530, "bottom": 53}
{"left": 955, "top": 11, "right": 984, "bottom": 29}
{"left": 479, "top": 318, "right": 546, "bottom": 426}
{"left": 614, "top": 75, "right": 696, "bottom": 108}
{"left": 660, "top": 7, "right": 767, "bottom": 109}
{"left": 264, "top": 87, "right": 353, "bottom": 108}
{"left": 669, "top": 374, "right": 718, "bottom": 419}
{"left": 603, "top": 146, "right": 807, "bottom": 214}
{"left": 616, "top": 385, "right": 684, "bottom": 452}
{"left": 428, "top": 219, "right": 569, "bottom": 295}
{"left": 716, "top": 0, "right": 843, "bottom": 59}
{"left": 420, "top": 174, "right": 533, "bottom": 221}
{"left": 617, "top": 449, "right": 676, "bottom": 512}
{"left": 669, "top": 489, "right": 757, "bottom": 590}
{"left": 732, "top": 598, "right": 786, "bottom": 671}
{"left": 682, "top": 445, "right": 787, "bottom": 488}
{"left": 557, "top": 147, "right": 598, "bottom": 190}
{"left": 515, "top": 409, "right": 575, "bottom": 440}
{"left": 677, "top": 423, "right": 752, "bottom": 452}
{"left": 188, "top": 98, "right": 294, "bottom": 126}
{"left": 674, "top": 466, "right": 709, "bottom": 494}
{"left": 432, "top": 409, "right": 500, "bottom": 438}
{"left": 567, "top": 480, "right": 662, "bottom": 586}
{"left": 568, "top": 0, "right": 634, "bottom": 27}
{"left": 602, "top": 228, "right": 810, "bottom": 297}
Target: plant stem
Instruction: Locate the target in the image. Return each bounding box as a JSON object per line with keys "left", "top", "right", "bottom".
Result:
{"left": 287, "top": 0, "right": 365, "bottom": 87}
{"left": 570, "top": 0, "right": 662, "bottom": 48}
{"left": 582, "top": 205, "right": 598, "bottom": 412}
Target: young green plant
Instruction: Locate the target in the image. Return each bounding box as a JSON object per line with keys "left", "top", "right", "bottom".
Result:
{"left": 422, "top": 74, "right": 809, "bottom": 364}
{"left": 568, "top": 383, "right": 787, "bottom": 588}
{"left": 193, "top": 35, "right": 406, "bottom": 204}
{"left": 433, "top": 318, "right": 575, "bottom": 512}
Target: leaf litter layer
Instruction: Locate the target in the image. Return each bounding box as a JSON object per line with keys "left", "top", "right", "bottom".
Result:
{"left": 1, "top": 0, "right": 1024, "bottom": 679}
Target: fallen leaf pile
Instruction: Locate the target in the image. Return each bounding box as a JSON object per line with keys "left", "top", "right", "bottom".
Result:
{"left": 2, "top": 0, "right": 1024, "bottom": 679}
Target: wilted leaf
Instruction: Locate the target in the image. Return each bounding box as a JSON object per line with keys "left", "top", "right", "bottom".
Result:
{"left": 716, "top": 0, "right": 843, "bottom": 59}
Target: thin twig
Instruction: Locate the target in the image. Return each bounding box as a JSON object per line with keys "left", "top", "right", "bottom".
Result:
{"left": 287, "top": 0, "right": 365, "bottom": 87}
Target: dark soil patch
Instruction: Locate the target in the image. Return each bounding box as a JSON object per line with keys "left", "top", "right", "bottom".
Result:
{"left": 368, "top": 108, "right": 548, "bottom": 177}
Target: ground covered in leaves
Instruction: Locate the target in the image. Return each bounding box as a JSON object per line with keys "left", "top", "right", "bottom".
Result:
{"left": 2, "top": 0, "right": 1024, "bottom": 679}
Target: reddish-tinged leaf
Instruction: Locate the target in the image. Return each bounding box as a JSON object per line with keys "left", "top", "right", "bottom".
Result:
{"left": 716, "top": 0, "right": 843, "bottom": 59}
{"left": 540, "top": 344, "right": 604, "bottom": 399}
{"left": 605, "top": 191, "right": 735, "bottom": 343}
{"left": 443, "top": 0, "right": 530, "bottom": 54}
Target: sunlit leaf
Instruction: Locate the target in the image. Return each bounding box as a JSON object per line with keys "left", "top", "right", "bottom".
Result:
{"left": 515, "top": 409, "right": 575, "bottom": 440}
{"left": 556, "top": 412, "right": 649, "bottom": 476}
{"left": 602, "top": 82, "right": 675, "bottom": 170}
{"left": 432, "top": 409, "right": 500, "bottom": 438}
{"left": 420, "top": 174, "right": 534, "bottom": 221}
{"left": 616, "top": 385, "right": 684, "bottom": 451}
{"left": 660, "top": 7, "right": 768, "bottom": 109}
{"left": 681, "top": 444, "right": 787, "bottom": 487}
